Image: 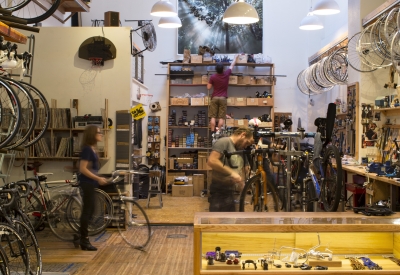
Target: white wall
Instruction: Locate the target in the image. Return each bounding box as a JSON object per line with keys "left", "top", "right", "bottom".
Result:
{"left": 7, "top": 27, "right": 132, "bottom": 182}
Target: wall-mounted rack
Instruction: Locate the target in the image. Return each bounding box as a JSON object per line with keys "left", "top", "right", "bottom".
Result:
{"left": 362, "top": 0, "right": 399, "bottom": 27}
{"left": 308, "top": 33, "right": 348, "bottom": 66}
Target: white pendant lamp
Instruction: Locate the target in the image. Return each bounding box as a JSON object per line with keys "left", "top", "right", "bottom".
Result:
{"left": 312, "top": 0, "right": 340, "bottom": 15}
{"left": 223, "top": 0, "right": 259, "bottom": 24}
{"left": 299, "top": 12, "right": 323, "bottom": 30}
{"left": 150, "top": 0, "right": 177, "bottom": 17}
{"left": 158, "top": 16, "right": 182, "bottom": 28}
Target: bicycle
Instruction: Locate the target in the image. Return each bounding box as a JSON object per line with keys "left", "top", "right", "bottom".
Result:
{"left": 21, "top": 173, "right": 113, "bottom": 242}
{"left": 107, "top": 170, "right": 152, "bottom": 250}
{"left": 222, "top": 145, "right": 283, "bottom": 212}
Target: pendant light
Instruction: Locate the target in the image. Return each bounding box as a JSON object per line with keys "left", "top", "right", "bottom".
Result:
{"left": 223, "top": 0, "right": 259, "bottom": 24}
{"left": 150, "top": 0, "right": 177, "bottom": 17}
{"left": 158, "top": 16, "right": 182, "bottom": 28}
{"left": 299, "top": 11, "right": 323, "bottom": 30}
{"left": 312, "top": 0, "right": 340, "bottom": 15}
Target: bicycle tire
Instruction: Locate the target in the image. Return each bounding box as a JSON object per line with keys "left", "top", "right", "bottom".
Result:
{"left": 0, "top": 246, "right": 10, "bottom": 275}
{"left": 117, "top": 199, "right": 151, "bottom": 250}
{"left": 239, "top": 174, "right": 280, "bottom": 212}
{"left": 48, "top": 193, "right": 78, "bottom": 241}
{"left": 305, "top": 179, "right": 316, "bottom": 212}
{"left": 321, "top": 145, "right": 342, "bottom": 212}
{"left": 11, "top": 0, "right": 62, "bottom": 24}
{"left": 0, "top": 0, "right": 31, "bottom": 12}
{"left": 11, "top": 219, "right": 42, "bottom": 275}
{"left": 20, "top": 192, "right": 44, "bottom": 231}
{"left": 0, "top": 79, "right": 21, "bottom": 149}
{"left": 67, "top": 189, "right": 113, "bottom": 236}
{"left": 19, "top": 81, "right": 50, "bottom": 148}
{"left": 2, "top": 78, "right": 37, "bottom": 149}
{"left": 0, "top": 222, "right": 30, "bottom": 275}
{"left": 274, "top": 160, "right": 287, "bottom": 211}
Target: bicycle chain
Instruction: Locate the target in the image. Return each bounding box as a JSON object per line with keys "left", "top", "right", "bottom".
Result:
{"left": 359, "top": 257, "right": 382, "bottom": 270}
{"left": 348, "top": 257, "right": 365, "bottom": 270}
{"left": 386, "top": 256, "right": 400, "bottom": 266}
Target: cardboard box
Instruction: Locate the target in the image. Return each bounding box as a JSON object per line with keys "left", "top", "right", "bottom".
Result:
{"left": 256, "top": 77, "right": 268, "bottom": 85}
{"left": 193, "top": 174, "right": 205, "bottom": 196}
{"left": 166, "top": 173, "right": 186, "bottom": 186}
{"left": 177, "top": 157, "right": 193, "bottom": 164}
{"left": 204, "top": 96, "right": 210, "bottom": 105}
{"left": 198, "top": 156, "right": 205, "bottom": 169}
{"left": 258, "top": 98, "right": 273, "bottom": 106}
{"left": 234, "top": 119, "right": 249, "bottom": 127}
{"left": 235, "top": 97, "right": 246, "bottom": 106}
{"left": 228, "top": 75, "right": 238, "bottom": 84}
{"left": 227, "top": 97, "right": 235, "bottom": 106}
{"left": 168, "top": 158, "right": 175, "bottom": 169}
{"left": 250, "top": 77, "right": 257, "bottom": 85}
{"left": 170, "top": 98, "right": 189, "bottom": 105}
{"left": 192, "top": 75, "right": 202, "bottom": 84}
{"left": 246, "top": 98, "right": 258, "bottom": 106}
{"left": 203, "top": 56, "right": 213, "bottom": 63}
{"left": 238, "top": 76, "right": 251, "bottom": 85}
{"left": 237, "top": 55, "right": 247, "bottom": 64}
{"left": 201, "top": 75, "right": 209, "bottom": 84}
{"left": 191, "top": 97, "right": 205, "bottom": 106}
{"left": 226, "top": 118, "right": 235, "bottom": 127}
{"left": 258, "top": 122, "right": 272, "bottom": 127}
{"left": 191, "top": 55, "right": 202, "bottom": 63}
{"left": 172, "top": 184, "right": 193, "bottom": 197}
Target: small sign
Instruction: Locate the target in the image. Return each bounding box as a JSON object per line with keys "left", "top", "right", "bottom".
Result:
{"left": 130, "top": 104, "right": 146, "bottom": 120}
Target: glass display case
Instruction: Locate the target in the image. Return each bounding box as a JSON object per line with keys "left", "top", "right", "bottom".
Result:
{"left": 193, "top": 212, "right": 400, "bottom": 274}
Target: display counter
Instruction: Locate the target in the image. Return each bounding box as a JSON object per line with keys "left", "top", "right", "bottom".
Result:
{"left": 193, "top": 212, "right": 400, "bottom": 274}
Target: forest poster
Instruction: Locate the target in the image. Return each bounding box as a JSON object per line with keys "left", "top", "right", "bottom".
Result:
{"left": 178, "top": 0, "right": 263, "bottom": 54}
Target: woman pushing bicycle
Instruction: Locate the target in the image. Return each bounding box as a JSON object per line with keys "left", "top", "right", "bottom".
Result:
{"left": 76, "top": 124, "right": 108, "bottom": 251}
{"left": 207, "top": 127, "right": 254, "bottom": 212}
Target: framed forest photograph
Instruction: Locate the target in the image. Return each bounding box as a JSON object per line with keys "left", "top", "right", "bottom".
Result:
{"left": 178, "top": 0, "right": 263, "bottom": 54}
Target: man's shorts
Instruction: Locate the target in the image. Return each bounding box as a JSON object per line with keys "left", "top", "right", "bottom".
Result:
{"left": 208, "top": 96, "right": 227, "bottom": 119}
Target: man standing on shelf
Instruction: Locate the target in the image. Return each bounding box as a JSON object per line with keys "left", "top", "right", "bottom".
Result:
{"left": 207, "top": 54, "right": 238, "bottom": 136}
{"left": 207, "top": 127, "right": 254, "bottom": 212}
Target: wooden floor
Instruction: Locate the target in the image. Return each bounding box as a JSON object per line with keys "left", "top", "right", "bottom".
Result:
{"left": 39, "top": 226, "right": 194, "bottom": 275}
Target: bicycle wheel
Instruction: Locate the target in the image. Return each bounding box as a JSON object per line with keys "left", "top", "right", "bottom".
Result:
{"left": 0, "top": 79, "right": 21, "bottom": 149}
{"left": 19, "top": 192, "right": 44, "bottom": 231}
{"left": 321, "top": 145, "right": 342, "bottom": 212}
{"left": 239, "top": 174, "right": 280, "bottom": 212}
{"left": 117, "top": 200, "right": 151, "bottom": 250}
{"left": 2, "top": 78, "right": 37, "bottom": 149}
{"left": 10, "top": 0, "right": 62, "bottom": 24}
{"left": 275, "top": 160, "right": 287, "bottom": 211}
{"left": 48, "top": 194, "right": 78, "bottom": 241}
{"left": 67, "top": 189, "right": 113, "bottom": 236}
{"left": 12, "top": 220, "right": 41, "bottom": 275}
{"left": 19, "top": 81, "right": 50, "bottom": 148}
{"left": 0, "top": 0, "right": 31, "bottom": 12}
{"left": 305, "top": 179, "right": 316, "bottom": 212}
{"left": 0, "top": 223, "right": 29, "bottom": 275}
{"left": 0, "top": 246, "right": 10, "bottom": 275}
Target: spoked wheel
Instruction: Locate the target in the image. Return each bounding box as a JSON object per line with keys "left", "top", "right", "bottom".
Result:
{"left": 305, "top": 179, "right": 316, "bottom": 212}
{"left": 67, "top": 189, "right": 113, "bottom": 236}
{"left": 347, "top": 32, "right": 377, "bottom": 73}
{"left": 19, "top": 81, "right": 50, "bottom": 148}
{"left": 275, "top": 160, "right": 287, "bottom": 211}
{"left": 0, "top": 223, "right": 30, "bottom": 275}
{"left": 0, "top": 246, "right": 10, "bottom": 275}
{"left": 48, "top": 194, "right": 78, "bottom": 241}
{"left": 0, "top": 79, "right": 21, "bottom": 149}
{"left": 20, "top": 192, "right": 44, "bottom": 231}
{"left": 0, "top": 0, "right": 31, "bottom": 11}
{"left": 239, "top": 174, "right": 281, "bottom": 212}
{"left": 8, "top": 0, "right": 62, "bottom": 24}
{"left": 118, "top": 200, "right": 151, "bottom": 250}
{"left": 321, "top": 145, "right": 342, "bottom": 212}
{"left": 3, "top": 78, "right": 37, "bottom": 150}
{"left": 12, "top": 220, "right": 42, "bottom": 275}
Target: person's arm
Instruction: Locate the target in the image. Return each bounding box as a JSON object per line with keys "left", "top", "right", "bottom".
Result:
{"left": 207, "top": 150, "right": 241, "bottom": 183}
{"left": 229, "top": 54, "right": 239, "bottom": 70}
{"left": 207, "top": 83, "right": 212, "bottom": 90}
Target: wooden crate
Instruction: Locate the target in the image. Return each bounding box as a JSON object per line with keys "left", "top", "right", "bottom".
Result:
{"left": 170, "top": 98, "right": 189, "bottom": 105}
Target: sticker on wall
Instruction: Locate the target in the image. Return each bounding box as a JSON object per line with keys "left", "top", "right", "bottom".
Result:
{"left": 130, "top": 104, "right": 146, "bottom": 120}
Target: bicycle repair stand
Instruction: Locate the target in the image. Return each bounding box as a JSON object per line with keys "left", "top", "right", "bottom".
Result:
{"left": 147, "top": 170, "right": 163, "bottom": 208}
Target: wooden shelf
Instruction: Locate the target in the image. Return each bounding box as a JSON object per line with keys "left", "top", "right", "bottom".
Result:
{"left": 169, "top": 126, "right": 208, "bottom": 129}
{"left": 15, "top": 157, "right": 110, "bottom": 161}
{"left": 168, "top": 169, "right": 210, "bottom": 171}
{"left": 169, "top": 63, "right": 274, "bottom": 67}
{"left": 0, "top": 21, "right": 27, "bottom": 44}
{"left": 58, "top": 0, "right": 90, "bottom": 13}
{"left": 170, "top": 84, "right": 273, "bottom": 87}
{"left": 168, "top": 147, "right": 211, "bottom": 150}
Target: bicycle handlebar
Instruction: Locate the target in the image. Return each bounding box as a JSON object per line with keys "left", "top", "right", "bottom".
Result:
{"left": 10, "top": 181, "right": 31, "bottom": 198}
{"left": 0, "top": 188, "right": 17, "bottom": 209}
{"left": 223, "top": 146, "right": 277, "bottom": 169}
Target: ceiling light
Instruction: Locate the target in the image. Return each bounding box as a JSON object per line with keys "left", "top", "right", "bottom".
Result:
{"left": 150, "top": 0, "right": 177, "bottom": 17}
{"left": 299, "top": 12, "right": 323, "bottom": 30}
{"left": 158, "top": 16, "right": 182, "bottom": 28}
{"left": 223, "top": 0, "right": 259, "bottom": 24}
{"left": 312, "top": 0, "right": 340, "bottom": 15}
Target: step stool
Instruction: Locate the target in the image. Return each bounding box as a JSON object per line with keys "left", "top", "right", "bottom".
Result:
{"left": 146, "top": 170, "right": 163, "bottom": 208}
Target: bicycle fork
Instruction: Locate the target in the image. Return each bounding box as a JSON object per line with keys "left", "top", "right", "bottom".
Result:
{"left": 302, "top": 163, "right": 322, "bottom": 212}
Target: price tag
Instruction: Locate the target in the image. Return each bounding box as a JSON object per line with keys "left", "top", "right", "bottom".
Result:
{"left": 130, "top": 104, "right": 146, "bottom": 120}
